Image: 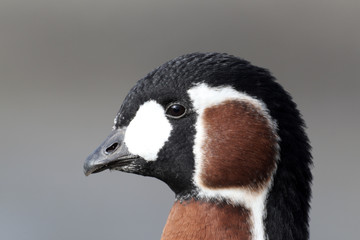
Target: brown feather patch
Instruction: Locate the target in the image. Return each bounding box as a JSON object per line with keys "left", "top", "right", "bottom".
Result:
{"left": 161, "top": 200, "right": 251, "bottom": 240}
{"left": 200, "top": 100, "right": 277, "bottom": 190}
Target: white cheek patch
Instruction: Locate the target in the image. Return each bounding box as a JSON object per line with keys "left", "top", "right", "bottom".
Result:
{"left": 188, "top": 83, "right": 280, "bottom": 240}
{"left": 124, "top": 100, "right": 173, "bottom": 161}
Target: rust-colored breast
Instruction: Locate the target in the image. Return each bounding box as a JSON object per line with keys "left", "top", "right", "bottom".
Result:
{"left": 161, "top": 200, "right": 251, "bottom": 240}
{"left": 201, "top": 100, "right": 277, "bottom": 190}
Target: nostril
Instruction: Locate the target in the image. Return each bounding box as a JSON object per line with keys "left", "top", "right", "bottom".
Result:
{"left": 105, "top": 142, "right": 119, "bottom": 154}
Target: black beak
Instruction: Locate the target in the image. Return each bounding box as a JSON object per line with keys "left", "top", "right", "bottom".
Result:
{"left": 83, "top": 128, "right": 139, "bottom": 176}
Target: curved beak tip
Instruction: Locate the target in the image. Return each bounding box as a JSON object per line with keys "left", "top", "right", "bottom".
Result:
{"left": 83, "top": 159, "right": 96, "bottom": 176}
{"left": 84, "top": 168, "right": 91, "bottom": 176}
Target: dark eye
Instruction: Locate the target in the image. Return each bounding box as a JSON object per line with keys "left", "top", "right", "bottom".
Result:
{"left": 165, "top": 103, "right": 186, "bottom": 119}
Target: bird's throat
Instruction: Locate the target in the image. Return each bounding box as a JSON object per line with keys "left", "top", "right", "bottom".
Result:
{"left": 161, "top": 199, "right": 251, "bottom": 240}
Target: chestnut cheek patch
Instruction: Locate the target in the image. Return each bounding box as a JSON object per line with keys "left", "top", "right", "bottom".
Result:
{"left": 201, "top": 100, "right": 278, "bottom": 190}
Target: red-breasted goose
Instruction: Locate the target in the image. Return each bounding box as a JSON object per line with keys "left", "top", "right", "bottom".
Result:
{"left": 84, "top": 52, "right": 312, "bottom": 240}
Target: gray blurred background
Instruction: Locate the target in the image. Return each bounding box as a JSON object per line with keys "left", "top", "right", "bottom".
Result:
{"left": 1, "top": 0, "right": 359, "bottom": 239}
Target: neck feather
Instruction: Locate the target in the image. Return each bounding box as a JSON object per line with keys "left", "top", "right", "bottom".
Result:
{"left": 161, "top": 199, "right": 251, "bottom": 240}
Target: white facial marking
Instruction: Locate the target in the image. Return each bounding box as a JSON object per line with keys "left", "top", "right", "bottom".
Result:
{"left": 188, "top": 83, "right": 280, "bottom": 240}
{"left": 124, "top": 100, "right": 173, "bottom": 161}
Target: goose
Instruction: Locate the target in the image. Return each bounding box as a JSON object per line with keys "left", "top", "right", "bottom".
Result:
{"left": 84, "top": 52, "right": 312, "bottom": 240}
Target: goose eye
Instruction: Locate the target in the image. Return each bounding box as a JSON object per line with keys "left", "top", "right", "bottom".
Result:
{"left": 166, "top": 103, "right": 186, "bottom": 119}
